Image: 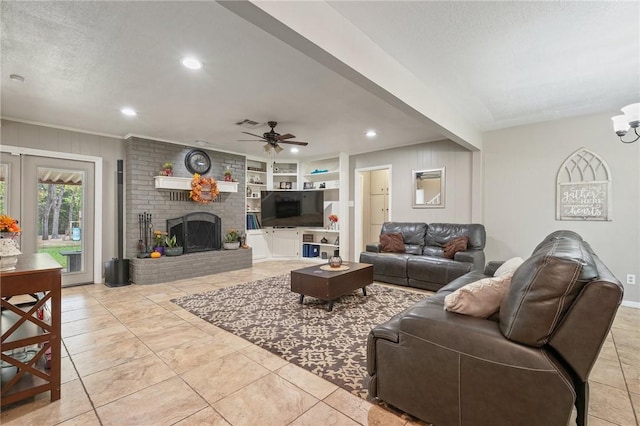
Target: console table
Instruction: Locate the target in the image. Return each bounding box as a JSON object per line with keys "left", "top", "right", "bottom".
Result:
{"left": 1, "top": 253, "right": 62, "bottom": 406}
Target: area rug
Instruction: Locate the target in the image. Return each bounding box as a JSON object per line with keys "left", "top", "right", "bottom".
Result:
{"left": 171, "top": 273, "right": 426, "bottom": 399}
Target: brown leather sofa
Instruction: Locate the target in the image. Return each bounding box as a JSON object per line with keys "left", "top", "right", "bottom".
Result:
{"left": 367, "top": 230, "right": 623, "bottom": 426}
{"left": 359, "top": 222, "right": 486, "bottom": 291}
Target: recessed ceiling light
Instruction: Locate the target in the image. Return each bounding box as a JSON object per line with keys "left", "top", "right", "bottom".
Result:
{"left": 120, "top": 107, "right": 137, "bottom": 117}
{"left": 290, "top": 147, "right": 299, "bottom": 153}
{"left": 181, "top": 57, "right": 203, "bottom": 70}
{"left": 9, "top": 74, "right": 24, "bottom": 82}
{"left": 365, "top": 130, "right": 377, "bottom": 137}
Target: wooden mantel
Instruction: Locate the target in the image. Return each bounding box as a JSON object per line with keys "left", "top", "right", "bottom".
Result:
{"left": 154, "top": 176, "right": 238, "bottom": 192}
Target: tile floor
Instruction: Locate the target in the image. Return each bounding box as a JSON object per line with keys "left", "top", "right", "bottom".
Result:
{"left": 1, "top": 261, "right": 639, "bottom": 425}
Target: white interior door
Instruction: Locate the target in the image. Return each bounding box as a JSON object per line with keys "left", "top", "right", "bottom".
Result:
{"left": 21, "top": 156, "right": 95, "bottom": 286}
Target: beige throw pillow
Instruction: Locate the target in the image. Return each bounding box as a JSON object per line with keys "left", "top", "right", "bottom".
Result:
{"left": 494, "top": 257, "right": 524, "bottom": 277}
{"left": 444, "top": 275, "right": 512, "bottom": 318}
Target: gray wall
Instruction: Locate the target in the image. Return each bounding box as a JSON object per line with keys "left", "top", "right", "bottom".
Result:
{"left": 483, "top": 112, "right": 640, "bottom": 304}
{"left": 1, "top": 119, "right": 125, "bottom": 266}
{"left": 349, "top": 139, "right": 475, "bottom": 259}
{"left": 125, "top": 137, "right": 245, "bottom": 256}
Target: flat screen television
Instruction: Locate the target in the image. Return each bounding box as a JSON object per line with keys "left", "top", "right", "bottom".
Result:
{"left": 261, "top": 191, "right": 324, "bottom": 228}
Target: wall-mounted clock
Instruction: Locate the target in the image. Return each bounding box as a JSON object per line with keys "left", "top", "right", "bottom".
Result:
{"left": 185, "top": 149, "right": 211, "bottom": 175}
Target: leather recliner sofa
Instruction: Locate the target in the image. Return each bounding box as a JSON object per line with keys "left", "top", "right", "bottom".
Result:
{"left": 359, "top": 222, "right": 486, "bottom": 291}
{"left": 366, "top": 230, "right": 624, "bottom": 426}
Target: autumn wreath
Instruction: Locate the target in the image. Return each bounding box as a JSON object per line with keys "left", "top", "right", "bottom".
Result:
{"left": 190, "top": 173, "right": 220, "bottom": 204}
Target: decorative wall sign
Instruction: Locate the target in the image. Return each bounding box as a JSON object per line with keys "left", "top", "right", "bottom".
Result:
{"left": 556, "top": 148, "right": 611, "bottom": 221}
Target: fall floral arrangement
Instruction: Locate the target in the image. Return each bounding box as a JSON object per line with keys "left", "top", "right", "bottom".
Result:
{"left": 190, "top": 173, "right": 219, "bottom": 204}
{"left": 153, "top": 230, "right": 168, "bottom": 247}
{"left": 161, "top": 162, "right": 173, "bottom": 176}
{"left": 0, "top": 214, "right": 21, "bottom": 234}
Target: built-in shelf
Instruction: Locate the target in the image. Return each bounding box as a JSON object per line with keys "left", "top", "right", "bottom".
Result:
{"left": 304, "top": 171, "right": 339, "bottom": 181}
{"left": 154, "top": 176, "right": 238, "bottom": 192}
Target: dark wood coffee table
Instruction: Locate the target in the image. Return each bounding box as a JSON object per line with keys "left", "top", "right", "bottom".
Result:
{"left": 290, "top": 262, "right": 373, "bottom": 311}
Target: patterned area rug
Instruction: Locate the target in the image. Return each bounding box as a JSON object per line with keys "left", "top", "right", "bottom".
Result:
{"left": 171, "top": 273, "right": 426, "bottom": 399}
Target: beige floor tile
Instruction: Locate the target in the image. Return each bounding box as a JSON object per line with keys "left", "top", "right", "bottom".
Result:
{"left": 213, "top": 373, "right": 317, "bottom": 426}
{"left": 157, "top": 299, "right": 184, "bottom": 311}
{"left": 109, "top": 303, "right": 170, "bottom": 323}
{"left": 61, "top": 295, "right": 101, "bottom": 312}
{"left": 324, "top": 388, "right": 375, "bottom": 425}
{"left": 174, "top": 406, "right": 231, "bottom": 426}
{"left": 96, "top": 376, "right": 207, "bottom": 426}
{"left": 157, "top": 335, "right": 236, "bottom": 374}
{"left": 63, "top": 323, "right": 135, "bottom": 355}
{"left": 61, "top": 355, "right": 79, "bottom": 383}
{"left": 585, "top": 416, "right": 619, "bottom": 426}
{"left": 241, "top": 344, "right": 289, "bottom": 371}
{"left": 61, "top": 313, "right": 118, "bottom": 338}
{"left": 123, "top": 312, "right": 187, "bottom": 335}
{"left": 57, "top": 410, "right": 101, "bottom": 426}
{"left": 630, "top": 392, "right": 640, "bottom": 422}
{"left": 181, "top": 352, "right": 270, "bottom": 404}
{"left": 590, "top": 357, "right": 627, "bottom": 390}
{"left": 589, "top": 381, "right": 637, "bottom": 425}
{"left": 277, "top": 363, "right": 339, "bottom": 400}
{"left": 136, "top": 322, "right": 210, "bottom": 352}
{"left": 61, "top": 304, "right": 112, "bottom": 323}
{"left": 82, "top": 353, "right": 176, "bottom": 407}
{"left": 71, "top": 335, "right": 152, "bottom": 376}
{"left": 616, "top": 342, "right": 640, "bottom": 368}
{"left": 622, "top": 363, "right": 640, "bottom": 395}
{"left": 365, "top": 404, "right": 407, "bottom": 426}
{"left": 290, "top": 401, "right": 359, "bottom": 425}
{"left": 596, "top": 337, "right": 618, "bottom": 362}
{"left": 0, "top": 379, "right": 92, "bottom": 425}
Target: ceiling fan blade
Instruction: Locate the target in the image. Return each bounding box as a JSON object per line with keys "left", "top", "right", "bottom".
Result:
{"left": 275, "top": 133, "right": 295, "bottom": 140}
{"left": 241, "top": 131, "right": 266, "bottom": 140}
{"left": 237, "top": 140, "right": 264, "bottom": 142}
{"left": 278, "top": 140, "right": 309, "bottom": 146}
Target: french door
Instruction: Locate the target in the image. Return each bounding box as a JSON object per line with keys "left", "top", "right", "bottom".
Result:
{"left": 0, "top": 152, "right": 95, "bottom": 286}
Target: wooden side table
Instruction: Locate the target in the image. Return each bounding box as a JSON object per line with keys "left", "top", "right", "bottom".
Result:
{"left": 1, "top": 253, "right": 62, "bottom": 406}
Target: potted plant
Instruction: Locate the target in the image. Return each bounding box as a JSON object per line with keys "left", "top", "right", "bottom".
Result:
{"left": 164, "top": 234, "right": 183, "bottom": 256}
{"left": 224, "top": 168, "right": 232, "bottom": 182}
{"left": 152, "top": 230, "right": 167, "bottom": 255}
{"left": 223, "top": 228, "right": 240, "bottom": 250}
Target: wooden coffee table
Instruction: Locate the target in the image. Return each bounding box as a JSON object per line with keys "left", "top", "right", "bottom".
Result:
{"left": 290, "top": 262, "right": 373, "bottom": 311}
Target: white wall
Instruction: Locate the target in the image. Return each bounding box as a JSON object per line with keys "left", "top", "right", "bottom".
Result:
{"left": 349, "top": 139, "right": 475, "bottom": 259}
{"left": 483, "top": 112, "right": 640, "bottom": 304}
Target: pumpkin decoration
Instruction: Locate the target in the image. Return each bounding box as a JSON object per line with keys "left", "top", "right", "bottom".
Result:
{"left": 150, "top": 251, "right": 161, "bottom": 259}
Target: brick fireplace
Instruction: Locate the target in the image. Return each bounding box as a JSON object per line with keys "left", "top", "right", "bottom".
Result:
{"left": 125, "top": 137, "right": 251, "bottom": 284}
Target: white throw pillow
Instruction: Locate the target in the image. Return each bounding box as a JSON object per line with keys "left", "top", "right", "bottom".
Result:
{"left": 444, "top": 275, "right": 512, "bottom": 318}
{"left": 494, "top": 257, "right": 524, "bottom": 277}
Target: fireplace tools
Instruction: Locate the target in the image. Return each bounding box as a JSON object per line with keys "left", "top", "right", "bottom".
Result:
{"left": 137, "top": 212, "right": 154, "bottom": 258}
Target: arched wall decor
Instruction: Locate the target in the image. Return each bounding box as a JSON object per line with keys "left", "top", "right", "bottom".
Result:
{"left": 556, "top": 148, "right": 612, "bottom": 221}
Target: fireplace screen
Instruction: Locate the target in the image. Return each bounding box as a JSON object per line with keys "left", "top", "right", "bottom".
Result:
{"left": 167, "top": 212, "right": 221, "bottom": 253}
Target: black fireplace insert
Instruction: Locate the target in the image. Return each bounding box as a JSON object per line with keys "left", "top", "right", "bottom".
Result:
{"left": 167, "top": 212, "right": 221, "bottom": 253}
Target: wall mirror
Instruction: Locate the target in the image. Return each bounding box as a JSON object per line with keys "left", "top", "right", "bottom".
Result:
{"left": 413, "top": 167, "right": 445, "bottom": 208}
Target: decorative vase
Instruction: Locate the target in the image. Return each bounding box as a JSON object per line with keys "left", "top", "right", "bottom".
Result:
{"left": 154, "top": 246, "right": 165, "bottom": 255}
{"left": 223, "top": 241, "right": 240, "bottom": 250}
{"left": 224, "top": 175, "right": 232, "bottom": 182}
{"left": 0, "top": 238, "right": 21, "bottom": 271}
{"left": 329, "top": 255, "right": 342, "bottom": 268}
{"left": 165, "top": 246, "right": 183, "bottom": 256}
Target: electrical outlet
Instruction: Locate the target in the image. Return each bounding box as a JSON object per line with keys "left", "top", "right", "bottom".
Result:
{"left": 627, "top": 274, "right": 636, "bottom": 285}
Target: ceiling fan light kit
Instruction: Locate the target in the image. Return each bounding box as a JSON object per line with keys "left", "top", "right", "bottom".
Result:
{"left": 611, "top": 102, "right": 640, "bottom": 143}
{"left": 238, "top": 121, "right": 309, "bottom": 154}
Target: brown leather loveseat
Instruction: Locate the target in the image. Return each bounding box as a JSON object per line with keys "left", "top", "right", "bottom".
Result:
{"left": 367, "top": 230, "right": 623, "bottom": 426}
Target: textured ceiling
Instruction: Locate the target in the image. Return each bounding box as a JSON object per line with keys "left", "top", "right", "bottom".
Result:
{"left": 1, "top": 1, "right": 638, "bottom": 159}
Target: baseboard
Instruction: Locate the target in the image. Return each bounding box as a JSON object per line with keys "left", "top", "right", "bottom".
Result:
{"left": 621, "top": 300, "right": 640, "bottom": 309}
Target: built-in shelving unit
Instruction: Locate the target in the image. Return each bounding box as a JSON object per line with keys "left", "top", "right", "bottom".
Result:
{"left": 244, "top": 153, "right": 349, "bottom": 262}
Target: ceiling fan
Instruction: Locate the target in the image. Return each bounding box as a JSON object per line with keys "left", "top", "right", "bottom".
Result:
{"left": 238, "top": 121, "right": 309, "bottom": 153}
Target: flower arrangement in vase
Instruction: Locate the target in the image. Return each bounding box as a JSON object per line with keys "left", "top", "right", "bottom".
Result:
{"left": 153, "top": 230, "right": 167, "bottom": 255}
{"left": 164, "top": 234, "right": 183, "bottom": 256}
{"left": 0, "top": 214, "right": 22, "bottom": 271}
{"left": 161, "top": 162, "right": 173, "bottom": 177}
{"left": 328, "top": 214, "right": 338, "bottom": 230}
{"left": 224, "top": 168, "right": 233, "bottom": 182}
